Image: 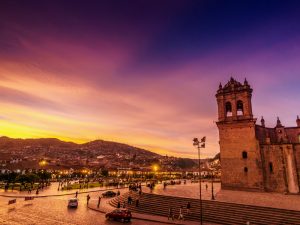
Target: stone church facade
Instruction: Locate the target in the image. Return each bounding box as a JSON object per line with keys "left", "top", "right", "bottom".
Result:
{"left": 216, "top": 77, "right": 300, "bottom": 193}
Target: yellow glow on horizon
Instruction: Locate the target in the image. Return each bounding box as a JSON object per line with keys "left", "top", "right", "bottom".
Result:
{"left": 0, "top": 68, "right": 218, "bottom": 159}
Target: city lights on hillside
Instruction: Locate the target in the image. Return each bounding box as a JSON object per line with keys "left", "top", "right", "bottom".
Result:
{"left": 39, "top": 160, "right": 47, "bottom": 167}
{"left": 152, "top": 165, "right": 159, "bottom": 172}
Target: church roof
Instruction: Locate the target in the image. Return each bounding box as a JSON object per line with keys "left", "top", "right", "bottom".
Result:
{"left": 216, "top": 77, "right": 252, "bottom": 95}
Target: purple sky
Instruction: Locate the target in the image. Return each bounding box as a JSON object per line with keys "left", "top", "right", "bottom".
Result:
{"left": 0, "top": 1, "right": 300, "bottom": 158}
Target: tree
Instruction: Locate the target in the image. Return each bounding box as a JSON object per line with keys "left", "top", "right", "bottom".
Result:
{"left": 3, "top": 172, "right": 18, "bottom": 190}
{"left": 16, "top": 174, "right": 29, "bottom": 191}
{"left": 27, "top": 173, "right": 40, "bottom": 188}
{"left": 37, "top": 171, "right": 51, "bottom": 186}
{"left": 101, "top": 169, "right": 109, "bottom": 177}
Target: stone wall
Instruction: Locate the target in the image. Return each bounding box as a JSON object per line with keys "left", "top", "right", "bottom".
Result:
{"left": 261, "top": 145, "right": 287, "bottom": 192}
{"left": 218, "top": 120, "right": 264, "bottom": 191}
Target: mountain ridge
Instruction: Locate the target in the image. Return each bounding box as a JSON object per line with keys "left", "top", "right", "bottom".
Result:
{"left": 0, "top": 136, "right": 201, "bottom": 170}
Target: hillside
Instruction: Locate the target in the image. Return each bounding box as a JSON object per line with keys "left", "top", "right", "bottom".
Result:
{"left": 0, "top": 136, "right": 197, "bottom": 171}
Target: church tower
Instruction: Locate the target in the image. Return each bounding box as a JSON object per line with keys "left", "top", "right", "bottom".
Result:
{"left": 216, "top": 78, "right": 264, "bottom": 191}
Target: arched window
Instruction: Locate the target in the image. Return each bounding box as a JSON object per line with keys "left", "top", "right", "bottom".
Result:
{"left": 237, "top": 100, "right": 244, "bottom": 116}
{"left": 225, "top": 102, "right": 232, "bottom": 117}
{"left": 244, "top": 167, "right": 248, "bottom": 173}
{"left": 269, "top": 162, "right": 273, "bottom": 173}
{"left": 242, "top": 151, "right": 248, "bottom": 159}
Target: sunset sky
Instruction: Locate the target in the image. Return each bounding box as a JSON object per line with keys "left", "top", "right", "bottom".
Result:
{"left": 0, "top": 1, "right": 300, "bottom": 158}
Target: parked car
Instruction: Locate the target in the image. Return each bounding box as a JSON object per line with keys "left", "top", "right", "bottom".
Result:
{"left": 105, "top": 209, "right": 132, "bottom": 222}
{"left": 102, "top": 191, "right": 117, "bottom": 198}
{"left": 68, "top": 198, "right": 78, "bottom": 208}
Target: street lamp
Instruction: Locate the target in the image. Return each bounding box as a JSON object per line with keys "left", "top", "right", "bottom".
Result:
{"left": 153, "top": 165, "right": 158, "bottom": 173}
{"left": 152, "top": 165, "right": 159, "bottom": 180}
{"left": 39, "top": 159, "right": 47, "bottom": 167}
{"left": 211, "top": 169, "right": 215, "bottom": 200}
{"left": 193, "top": 136, "right": 206, "bottom": 225}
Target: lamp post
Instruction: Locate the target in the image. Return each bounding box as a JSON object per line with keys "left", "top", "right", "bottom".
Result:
{"left": 211, "top": 170, "right": 215, "bottom": 200}
{"left": 153, "top": 165, "right": 158, "bottom": 179}
{"left": 193, "top": 136, "right": 206, "bottom": 225}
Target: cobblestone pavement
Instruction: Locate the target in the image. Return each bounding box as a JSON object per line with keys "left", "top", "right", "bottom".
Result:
{"left": 0, "top": 192, "right": 167, "bottom": 225}
{"left": 0, "top": 182, "right": 220, "bottom": 225}
{"left": 145, "top": 181, "right": 221, "bottom": 200}
{"left": 1, "top": 180, "right": 299, "bottom": 224}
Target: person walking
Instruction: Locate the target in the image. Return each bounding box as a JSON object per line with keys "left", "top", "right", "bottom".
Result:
{"left": 75, "top": 191, "right": 78, "bottom": 198}
{"left": 164, "top": 182, "right": 167, "bottom": 189}
{"left": 86, "top": 194, "right": 90, "bottom": 205}
{"left": 128, "top": 195, "right": 132, "bottom": 205}
{"left": 186, "top": 202, "right": 191, "bottom": 214}
{"left": 205, "top": 183, "right": 208, "bottom": 191}
{"left": 178, "top": 206, "right": 184, "bottom": 220}
{"left": 168, "top": 207, "right": 174, "bottom": 221}
{"left": 97, "top": 196, "right": 101, "bottom": 208}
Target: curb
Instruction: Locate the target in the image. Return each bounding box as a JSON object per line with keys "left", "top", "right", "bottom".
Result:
{"left": 0, "top": 182, "right": 153, "bottom": 199}
{"left": 0, "top": 186, "right": 128, "bottom": 198}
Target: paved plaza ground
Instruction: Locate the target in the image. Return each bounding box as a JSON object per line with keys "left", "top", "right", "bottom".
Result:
{"left": 1, "top": 180, "right": 300, "bottom": 224}
{"left": 146, "top": 181, "right": 221, "bottom": 200}
{"left": 0, "top": 181, "right": 218, "bottom": 225}
{"left": 0, "top": 188, "right": 172, "bottom": 225}
{"left": 148, "top": 181, "right": 300, "bottom": 211}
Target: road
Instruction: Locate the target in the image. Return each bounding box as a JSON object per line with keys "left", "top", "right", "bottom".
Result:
{"left": 0, "top": 194, "right": 161, "bottom": 225}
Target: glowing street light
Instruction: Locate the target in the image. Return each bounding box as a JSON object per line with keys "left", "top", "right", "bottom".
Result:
{"left": 39, "top": 160, "right": 47, "bottom": 167}
{"left": 193, "top": 136, "right": 206, "bottom": 225}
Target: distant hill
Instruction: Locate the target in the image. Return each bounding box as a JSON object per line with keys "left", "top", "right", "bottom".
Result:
{"left": 0, "top": 136, "right": 199, "bottom": 171}
{"left": 0, "top": 136, "right": 159, "bottom": 156}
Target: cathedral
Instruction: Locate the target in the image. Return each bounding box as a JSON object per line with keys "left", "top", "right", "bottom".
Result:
{"left": 216, "top": 77, "right": 300, "bottom": 193}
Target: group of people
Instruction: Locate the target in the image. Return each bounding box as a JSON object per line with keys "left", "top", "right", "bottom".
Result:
{"left": 147, "top": 182, "right": 155, "bottom": 192}
{"left": 34, "top": 183, "right": 48, "bottom": 195}
{"left": 128, "top": 182, "right": 142, "bottom": 192}
{"left": 116, "top": 193, "right": 140, "bottom": 209}
{"left": 168, "top": 202, "right": 191, "bottom": 221}
{"left": 85, "top": 193, "right": 103, "bottom": 208}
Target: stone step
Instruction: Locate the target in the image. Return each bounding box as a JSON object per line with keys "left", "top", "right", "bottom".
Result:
{"left": 109, "top": 192, "right": 300, "bottom": 224}
{"left": 132, "top": 199, "right": 300, "bottom": 220}
{"left": 138, "top": 193, "right": 300, "bottom": 217}
{"left": 127, "top": 206, "right": 297, "bottom": 225}
{"left": 140, "top": 193, "right": 300, "bottom": 215}
{"left": 128, "top": 200, "right": 300, "bottom": 219}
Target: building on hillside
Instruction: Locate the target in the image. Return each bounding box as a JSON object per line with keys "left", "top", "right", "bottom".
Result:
{"left": 216, "top": 77, "right": 300, "bottom": 193}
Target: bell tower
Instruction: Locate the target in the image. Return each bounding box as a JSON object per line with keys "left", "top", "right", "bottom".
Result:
{"left": 216, "top": 77, "right": 253, "bottom": 122}
{"left": 216, "top": 78, "right": 264, "bottom": 191}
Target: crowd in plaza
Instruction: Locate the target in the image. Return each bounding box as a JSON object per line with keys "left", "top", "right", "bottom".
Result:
{"left": 167, "top": 203, "right": 190, "bottom": 221}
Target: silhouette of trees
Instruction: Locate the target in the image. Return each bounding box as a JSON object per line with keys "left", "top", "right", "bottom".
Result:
{"left": 0, "top": 171, "right": 51, "bottom": 190}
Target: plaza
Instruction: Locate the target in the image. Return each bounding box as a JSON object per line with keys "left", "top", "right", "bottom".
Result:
{"left": 1, "top": 180, "right": 300, "bottom": 224}
{"left": 0, "top": 181, "right": 218, "bottom": 225}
